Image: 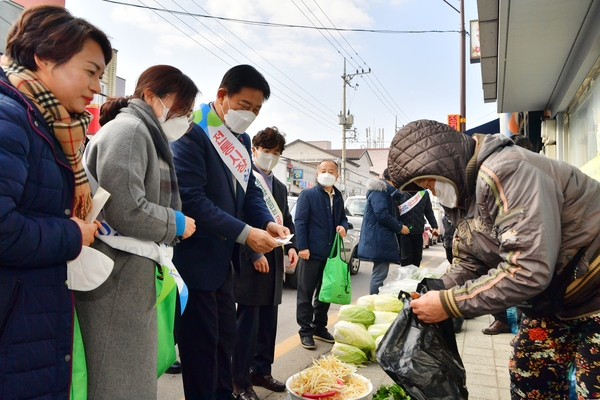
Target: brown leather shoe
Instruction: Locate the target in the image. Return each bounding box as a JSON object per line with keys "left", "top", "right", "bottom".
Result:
{"left": 236, "top": 387, "right": 260, "bottom": 400}
{"left": 250, "top": 372, "right": 286, "bottom": 392}
{"left": 482, "top": 320, "right": 512, "bottom": 335}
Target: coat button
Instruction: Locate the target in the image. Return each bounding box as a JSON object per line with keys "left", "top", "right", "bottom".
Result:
{"left": 65, "top": 354, "right": 71, "bottom": 362}
{"left": 65, "top": 280, "right": 68, "bottom": 286}
{"left": 64, "top": 209, "right": 71, "bottom": 215}
{"left": 34, "top": 121, "right": 39, "bottom": 127}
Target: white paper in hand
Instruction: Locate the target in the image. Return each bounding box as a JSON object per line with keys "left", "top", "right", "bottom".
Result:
{"left": 274, "top": 234, "right": 294, "bottom": 245}
{"left": 67, "top": 246, "right": 114, "bottom": 291}
{"left": 67, "top": 186, "right": 114, "bottom": 291}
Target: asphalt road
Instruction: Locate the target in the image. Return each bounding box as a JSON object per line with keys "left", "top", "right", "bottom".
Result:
{"left": 157, "top": 244, "right": 449, "bottom": 399}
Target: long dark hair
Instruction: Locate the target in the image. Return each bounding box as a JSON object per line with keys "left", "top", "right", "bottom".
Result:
{"left": 100, "top": 65, "right": 199, "bottom": 126}
{"left": 6, "top": 5, "right": 112, "bottom": 70}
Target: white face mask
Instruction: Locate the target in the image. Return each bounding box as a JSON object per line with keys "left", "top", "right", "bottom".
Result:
{"left": 317, "top": 173, "right": 337, "bottom": 187}
{"left": 161, "top": 116, "right": 189, "bottom": 142}
{"left": 254, "top": 150, "right": 280, "bottom": 172}
{"left": 67, "top": 247, "right": 114, "bottom": 291}
{"left": 157, "top": 97, "right": 170, "bottom": 124}
{"left": 434, "top": 180, "right": 458, "bottom": 208}
{"left": 221, "top": 97, "right": 256, "bottom": 134}
{"left": 156, "top": 97, "right": 190, "bottom": 142}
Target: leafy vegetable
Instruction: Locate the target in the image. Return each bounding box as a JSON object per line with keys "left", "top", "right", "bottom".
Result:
{"left": 367, "top": 323, "right": 391, "bottom": 339}
{"left": 356, "top": 294, "right": 378, "bottom": 310}
{"left": 374, "top": 295, "right": 403, "bottom": 313}
{"left": 372, "top": 383, "right": 411, "bottom": 400}
{"left": 331, "top": 342, "right": 368, "bottom": 364}
{"left": 373, "top": 311, "right": 399, "bottom": 325}
{"left": 338, "top": 305, "right": 376, "bottom": 326}
{"left": 334, "top": 320, "right": 376, "bottom": 349}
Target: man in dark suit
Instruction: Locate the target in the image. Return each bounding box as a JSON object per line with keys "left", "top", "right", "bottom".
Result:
{"left": 171, "top": 65, "right": 289, "bottom": 400}
{"left": 233, "top": 127, "right": 298, "bottom": 399}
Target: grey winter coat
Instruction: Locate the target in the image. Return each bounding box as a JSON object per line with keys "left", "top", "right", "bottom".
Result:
{"left": 75, "top": 99, "right": 180, "bottom": 399}
{"left": 388, "top": 120, "right": 600, "bottom": 320}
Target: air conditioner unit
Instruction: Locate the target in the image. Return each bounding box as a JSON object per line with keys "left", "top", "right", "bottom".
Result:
{"left": 541, "top": 119, "right": 556, "bottom": 146}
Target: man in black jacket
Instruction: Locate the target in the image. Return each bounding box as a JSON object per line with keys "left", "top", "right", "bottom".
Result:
{"left": 233, "top": 127, "right": 298, "bottom": 399}
{"left": 396, "top": 190, "right": 439, "bottom": 267}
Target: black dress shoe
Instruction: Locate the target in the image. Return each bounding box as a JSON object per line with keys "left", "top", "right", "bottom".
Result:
{"left": 482, "top": 320, "right": 512, "bottom": 335}
{"left": 314, "top": 331, "right": 335, "bottom": 343}
{"left": 300, "top": 335, "right": 316, "bottom": 349}
{"left": 250, "top": 372, "right": 286, "bottom": 392}
{"left": 236, "top": 388, "right": 260, "bottom": 400}
{"left": 165, "top": 361, "right": 182, "bottom": 374}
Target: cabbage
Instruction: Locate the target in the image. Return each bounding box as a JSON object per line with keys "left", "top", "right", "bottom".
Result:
{"left": 334, "top": 320, "right": 376, "bottom": 349}
{"left": 338, "top": 305, "right": 376, "bottom": 326}
{"left": 373, "top": 311, "right": 398, "bottom": 325}
{"left": 356, "top": 294, "right": 378, "bottom": 310}
{"left": 367, "top": 323, "right": 391, "bottom": 339}
{"left": 331, "top": 342, "right": 368, "bottom": 364}
{"left": 369, "top": 335, "right": 386, "bottom": 363}
{"left": 373, "top": 294, "right": 403, "bottom": 313}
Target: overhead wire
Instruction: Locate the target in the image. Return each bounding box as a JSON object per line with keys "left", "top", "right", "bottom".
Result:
{"left": 102, "top": 0, "right": 460, "bottom": 34}
{"left": 141, "top": 0, "right": 339, "bottom": 133}
{"left": 293, "top": 0, "right": 408, "bottom": 124}
{"left": 136, "top": 0, "right": 233, "bottom": 64}
{"left": 295, "top": 0, "right": 405, "bottom": 124}
{"left": 185, "top": 0, "right": 339, "bottom": 120}
{"left": 310, "top": 0, "right": 411, "bottom": 124}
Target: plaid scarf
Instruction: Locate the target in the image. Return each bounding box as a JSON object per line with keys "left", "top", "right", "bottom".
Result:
{"left": 2, "top": 58, "right": 92, "bottom": 220}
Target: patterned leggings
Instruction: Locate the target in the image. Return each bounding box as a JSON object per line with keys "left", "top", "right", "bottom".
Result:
{"left": 509, "top": 313, "right": 600, "bottom": 399}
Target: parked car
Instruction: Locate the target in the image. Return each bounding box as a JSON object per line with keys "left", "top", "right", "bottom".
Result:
{"left": 344, "top": 195, "right": 367, "bottom": 232}
{"left": 285, "top": 199, "right": 361, "bottom": 289}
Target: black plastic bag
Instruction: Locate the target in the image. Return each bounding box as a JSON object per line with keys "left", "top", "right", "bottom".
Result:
{"left": 376, "top": 278, "right": 468, "bottom": 400}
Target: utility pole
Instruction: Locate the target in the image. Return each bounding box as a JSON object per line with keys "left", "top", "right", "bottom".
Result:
{"left": 443, "top": 0, "right": 466, "bottom": 132}
{"left": 459, "top": 0, "right": 466, "bottom": 132}
{"left": 339, "top": 58, "right": 371, "bottom": 195}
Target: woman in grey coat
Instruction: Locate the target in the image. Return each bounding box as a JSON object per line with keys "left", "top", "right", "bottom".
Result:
{"left": 75, "top": 65, "right": 198, "bottom": 399}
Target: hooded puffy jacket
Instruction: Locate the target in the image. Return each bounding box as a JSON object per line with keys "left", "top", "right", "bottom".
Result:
{"left": 388, "top": 119, "right": 600, "bottom": 320}
{"left": 357, "top": 178, "right": 402, "bottom": 263}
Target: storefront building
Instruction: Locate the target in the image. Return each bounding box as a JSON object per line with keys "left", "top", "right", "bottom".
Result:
{"left": 476, "top": 0, "right": 600, "bottom": 179}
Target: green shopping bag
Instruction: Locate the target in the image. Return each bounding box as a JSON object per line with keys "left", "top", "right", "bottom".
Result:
{"left": 70, "top": 309, "right": 87, "bottom": 400}
{"left": 156, "top": 265, "right": 177, "bottom": 378}
{"left": 318, "top": 233, "right": 352, "bottom": 305}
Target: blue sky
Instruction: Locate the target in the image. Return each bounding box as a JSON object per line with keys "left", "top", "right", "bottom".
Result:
{"left": 65, "top": 0, "right": 497, "bottom": 148}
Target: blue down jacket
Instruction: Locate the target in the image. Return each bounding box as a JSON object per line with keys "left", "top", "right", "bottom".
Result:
{"left": 358, "top": 178, "right": 403, "bottom": 263}
{"left": 0, "top": 69, "right": 82, "bottom": 399}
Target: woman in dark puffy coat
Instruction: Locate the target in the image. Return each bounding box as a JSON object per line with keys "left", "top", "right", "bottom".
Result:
{"left": 0, "top": 6, "right": 111, "bottom": 399}
{"left": 358, "top": 172, "right": 409, "bottom": 295}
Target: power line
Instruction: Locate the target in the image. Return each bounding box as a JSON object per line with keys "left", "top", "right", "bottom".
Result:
{"left": 101, "top": 0, "right": 460, "bottom": 34}
{"left": 184, "top": 0, "right": 339, "bottom": 120}
{"left": 136, "top": 0, "right": 232, "bottom": 64}
{"left": 311, "top": 0, "right": 411, "bottom": 122}
{"left": 302, "top": 0, "right": 410, "bottom": 123}
{"left": 141, "top": 0, "right": 339, "bottom": 133}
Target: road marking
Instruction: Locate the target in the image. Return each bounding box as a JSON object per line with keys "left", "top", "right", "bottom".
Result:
{"left": 274, "top": 308, "right": 343, "bottom": 359}
{"left": 419, "top": 256, "right": 436, "bottom": 268}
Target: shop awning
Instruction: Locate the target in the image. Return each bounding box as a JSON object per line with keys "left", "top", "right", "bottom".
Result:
{"left": 464, "top": 118, "right": 500, "bottom": 136}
